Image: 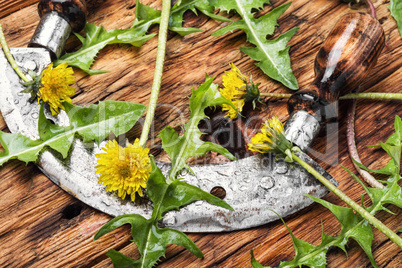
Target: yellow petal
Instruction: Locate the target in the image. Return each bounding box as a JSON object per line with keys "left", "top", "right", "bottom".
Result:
{"left": 95, "top": 139, "right": 151, "bottom": 201}
{"left": 38, "top": 63, "right": 76, "bottom": 115}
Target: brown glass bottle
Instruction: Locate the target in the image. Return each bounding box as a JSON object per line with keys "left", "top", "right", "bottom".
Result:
{"left": 285, "top": 12, "right": 385, "bottom": 150}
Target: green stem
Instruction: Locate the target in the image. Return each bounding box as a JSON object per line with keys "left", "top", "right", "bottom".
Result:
{"left": 139, "top": 0, "right": 171, "bottom": 147}
{"left": 340, "top": 92, "right": 402, "bottom": 100}
{"left": 292, "top": 152, "right": 402, "bottom": 249}
{"left": 0, "top": 24, "right": 29, "bottom": 83}
{"left": 260, "top": 92, "right": 292, "bottom": 98}
{"left": 260, "top": 92, "right": 402, "bottom": 101}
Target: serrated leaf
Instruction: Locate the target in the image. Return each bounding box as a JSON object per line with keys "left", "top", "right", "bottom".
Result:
{"left": 380, "top": 142, "right": 401, "bottom": 168}
{"left": 169, "top": 26, "right": 203, "bottom": 36}
{"left": 211, "top": 0, "right": 270, "bottom": 13}
{"left": 349, "top": 115, "right": 402, "bottom": 220}
{"left": 213, "top": 2, "right": 289, "bottom": 38}
{"left": 352, "top": 170, "right": 402, "bottom": 216}
{"left": 0, "top": 101, "right": 146, "bottom": 166}
{"left": 356, "top": 116, "right": 402, "bottom": 214}
{"left": 212, "top": 1, "right": 299, "bottom": 89}
{"left": 376, "top": 179, "right": 402, "bottom": 207}
{"left": 252, "top": 209, "right": 328, "bottom": 268}
{"left": 0, "top": 132, "right": 44, "bottom": 165}
{"left": 95, "top": 156, "right": 233, "bottom": 267}
{"left": 95, "top": 213, "right": 202, "bottom": 268}
{"left": 145, "top": 157, "right": 233, "bottom": 219}
{"left": 389, "top": 0, "right": 402, "bottom": 38}
{"left": 240, "top": 27, "right": 299, "bottom": 89}
{"left": 274, "top": 204, "right": 329, "bottom": 268}
{"left": 279, "top": 231, "right": 327, "bottom": 268}
{"left": 159, "top": 75, "right": 236, "bottom": 181}
{"left": 55, "top": 22, "right": 156, "bottom": 75}
{"left": 342, "top": 166, "right": 374, "bottom": 201}
{"left": 309, "top": 196, "right": 376, "bottom": 267}
{"left": 146, "top": 155, "right": 233, "bottom": 217}
{"left": 252, "top": 116, "right": 402, "bottom": 268}
{"left": 133, "top": 1, "right": 162, "bottom": 30}
{"left": 251, "top": 249, "right": 268, "bottom": 268}
{"left": 56, "top": 0, "right": 230, "bottom": 74}
{"left": 170, "top": 0, "right": 231, "bottom": 35}
{"left": 95, "top": 79, "right": 236, "bottom": 267}
{"left": 254, "top": 195, "right": 377, "bottom": 268}
{"left": 170, "top": 0, "right": 231, "bottom": 36}
{"left": 353, "top": 158, "right": 396, "bottom": 176}
{"left": 160, "top": 179, "right": 233, "bottom": 214}
{"left": 106, "top": 249, "right": 136, "bottom": 268}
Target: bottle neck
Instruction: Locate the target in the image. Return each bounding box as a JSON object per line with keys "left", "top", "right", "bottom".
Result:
{"left": 28, "top": 11, "right": 72, "bottom": 60}
{"left": 284, "top": 110, "right": 321, "bottom": 152}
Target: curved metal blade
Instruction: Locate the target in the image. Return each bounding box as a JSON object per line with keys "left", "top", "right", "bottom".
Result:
{"left": 0, "top": 49, "right": 337, "bottom": 232}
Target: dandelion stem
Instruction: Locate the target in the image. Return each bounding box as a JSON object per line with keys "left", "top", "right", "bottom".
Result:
{"left": 346, "top": 99, "right": 383, "bottom": 188}
{"left": 366, "top": 0, "right": 376, "bottom": 18}
{"left": 0, "top": 23, "right": 29, "bottom": 83}
{"left": 260, "top": 92, "right": 292, "bottom": 98}
{"left": 139, "top": 0, "right": 171, "bottom": 147}
{"left": 260, "top": 92, "right": 402, "bottom": 101}
{"left": 292, "top": 152, "right": 402, "bottom": 249}
{"left": 340, "top": 92, "right": 402, "bottom": 100}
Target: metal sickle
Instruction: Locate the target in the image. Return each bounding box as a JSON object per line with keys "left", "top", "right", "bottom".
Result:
{"left": 0, "top": 1, "right": 384, "bottom": 232}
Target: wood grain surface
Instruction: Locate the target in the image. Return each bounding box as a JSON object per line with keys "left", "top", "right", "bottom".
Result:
{"left": 1, "top": 0, "right": 402, "bottom": 267}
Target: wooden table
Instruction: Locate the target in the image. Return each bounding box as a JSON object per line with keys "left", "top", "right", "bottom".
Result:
{"left": 1, "top": 0, "right": 401, "bottom": 267}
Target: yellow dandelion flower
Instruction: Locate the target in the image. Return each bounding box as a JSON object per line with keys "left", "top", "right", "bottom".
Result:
{"left": 248, "top": 116, "right": 293, "bottom": 155}
{"left": 268, "top": 116, "right": 284, "bottom": 134}
{"left": 38, "top": 62, "right": 76, "bottom": 115}
{"left": 249, "top": 131, "right": 274, "bottom": 153}
{"left": 220, "top": 63, "right": 247, "bottom": 120}
{"left": 228, "top": 62, "right": 247, "bottom": 81}
{"left": 95, "top": 139, "right": 152, "bottom": 201}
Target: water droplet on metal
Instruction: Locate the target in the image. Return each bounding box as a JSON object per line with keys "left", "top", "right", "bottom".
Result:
{"left": 286, "top": 188, "right": 293, "bottom": 196}
{"left": 234, "top": 170, "right": 241, "bottom": 176}
{"left": 217, "top": 171, "right": 229, "bottom": 177}
{"left": 14, "top": 99, "right": 19, "bottom": 104}
{"left": 195, "top": 200, "right": 203, "bottom": 206}
{"left": 80, "top": 189, "right": 91, "bottom": 198}
{"left": 275, "top": 161, "right": 288, "bottom": 174}
{"left": 24, "top": 60, "right": 37, "bottom": 71}
{"left": 228, "top": 182, "right": 237, "bottom": 192}
{"left": 260, "top": 176, "right": 275, "bottom": 190}
{"left": 21, "top": 106, "right": 30, "bottom": 116}
{"left": 17, "top": 92, "right": 24, "bottom": 96}
{"left": 240, "top": 185, "right": 248, "bottom": 191}
{"left": 164, "top": 215, "right": 176, "bottom": 226}
{"left": 102, "top": 199, "right": 111, "bottom": 206}
{"left": 31, "top": 112, "right": 39, "bottom": 119}
{"left": 243, "top": 177, "right": 251, "bottom": 183}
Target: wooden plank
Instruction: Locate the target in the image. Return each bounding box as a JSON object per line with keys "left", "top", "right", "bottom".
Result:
{"left": 0, "top": 0, "right": 39, "bottom": 19}
{"left": 0, "top": 0, "right": 401, "bottom": 267}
